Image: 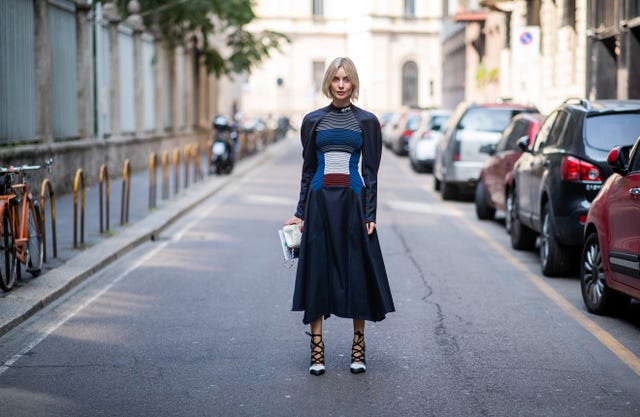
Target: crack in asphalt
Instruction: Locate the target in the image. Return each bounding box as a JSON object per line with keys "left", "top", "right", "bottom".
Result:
{"left": 388, "top": 213, "right": 491, "bottom": 417}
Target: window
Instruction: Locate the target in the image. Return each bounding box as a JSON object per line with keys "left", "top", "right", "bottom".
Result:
{"left": 547, "top": 111, "right": 569, "bottom": 147}
{"left": 526, "top": 0, "right": 541, "bottom": 26}
{"left": 313, "top": 61, "right": 325, "bottom": 91}
{"left": 533, "top": 111, "right": 558, "bottom": 153}
{"left": 312, "top": 0, "right": 323, "bottom": 17}
{"left": 562, "top": 0, "right": 576, "bottom": 28}
{"left": 585, "top": 113, "right": 640, "bottom": 152}
{"left": 404, "top": 0, "right": 415, "bottom": 17}
{"left": 595, "top": 0, "right": 616, "bottom": 28}
{"left": 501, "top": 120, "right": 529, "bottom": 152}
{"left": 402, "top": 61, "right": 418, "bottom": 107}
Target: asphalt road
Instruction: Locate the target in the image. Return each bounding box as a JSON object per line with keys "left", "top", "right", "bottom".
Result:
{"left": 0, "top": 136, "right": 639, "bottom": 417}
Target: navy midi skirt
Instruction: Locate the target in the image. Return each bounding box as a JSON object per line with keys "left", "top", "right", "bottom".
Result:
{"left": 292, "top": 187, "right": 395, "bottom": 325}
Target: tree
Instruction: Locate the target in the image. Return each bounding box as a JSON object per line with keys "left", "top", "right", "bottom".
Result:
{"left": 113, "top": 0, "right": 289, "bottom": 77}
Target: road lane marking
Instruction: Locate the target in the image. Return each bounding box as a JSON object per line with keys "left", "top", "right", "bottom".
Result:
{"left": 0, "top": 172, "right": 248, "bottom": 378}
{"left": 422, "top": 185, "right": 640, "bottom": 377}
{"left": 385, "top": 199, "right": 463, "bottom": 216}
{"left": 0, "top": 244, "right": 164, "bottom": 377}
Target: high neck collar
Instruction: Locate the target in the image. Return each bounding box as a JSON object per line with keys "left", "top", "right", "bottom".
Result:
{"left": 329, "top": 103, "right": 352, "bottom": 113}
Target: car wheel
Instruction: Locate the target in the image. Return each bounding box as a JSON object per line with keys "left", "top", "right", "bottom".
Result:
{"left": 505, "top": 189, "right": 513, "bottom": 234}
{"left": 441, "top": 180, "right": 457, "bottom": 200}
{"left": 580, "top": 232, "right": 630, "bottom": 315}
{"left": 539, "top": 201, "right": 573, "bottom": 276}
{"left": 507, "top": 187, "right": 536, "bottom": 250}
{"left": 474, "top": 181, "right": 496, "bottom": 220}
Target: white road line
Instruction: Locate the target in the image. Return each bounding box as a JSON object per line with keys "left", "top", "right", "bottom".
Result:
{"left": 0, "top": 167, "right": 257, "bottom": 377}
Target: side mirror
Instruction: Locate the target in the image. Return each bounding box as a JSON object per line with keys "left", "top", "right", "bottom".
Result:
{"left": 479, "top": 143, "right": 496, "bottom": 156}
{"left": 432, "top": 123, "right": 442, "bottom": 131}
{"left": 516, "top": 136, "right": 530, "bottom": 152}
{"left": 607, "top": 145, "right": 632, "bottom": 175}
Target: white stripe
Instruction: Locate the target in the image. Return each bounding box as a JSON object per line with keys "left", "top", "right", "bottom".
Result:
{"left": 324, "top": 151, "right": 350, "bottom": 174}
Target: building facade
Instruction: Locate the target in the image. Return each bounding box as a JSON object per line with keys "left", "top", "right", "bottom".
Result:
{"left": 586, "top": 0, "right": 640, "bottom": 100}
{"left": 243, "top": 0, "right": 445, "bottom": 120}
{"left": 0, "top": 0, "right": 238, "bottom": 192}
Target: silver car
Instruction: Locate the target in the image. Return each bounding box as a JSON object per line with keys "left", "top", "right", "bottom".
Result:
{"left": 433, "top": 102, "right": 538, "bottom": 200}
{"left": 408, "top": 109, "right": 451, "bottom": 172}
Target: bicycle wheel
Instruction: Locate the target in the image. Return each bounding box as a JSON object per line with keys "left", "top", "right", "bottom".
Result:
{"left": 26, "top": 199, "right": 43, "bottom": 276}
{"left": 0, "top": 205, "right": 17, "bottom": 291}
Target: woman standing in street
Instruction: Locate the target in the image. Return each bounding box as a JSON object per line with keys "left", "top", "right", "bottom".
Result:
{"left": 284, "top": 57, "right": 395, "bottom": 376}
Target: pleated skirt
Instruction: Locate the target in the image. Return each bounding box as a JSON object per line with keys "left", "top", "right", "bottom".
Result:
{"left": 292, "top": 187, "right": 395, "bottom": 325}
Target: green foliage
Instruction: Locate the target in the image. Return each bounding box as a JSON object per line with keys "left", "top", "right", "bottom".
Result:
{"left": 475, "top": 62, "right": 499, "bottom": 89}
{"left": 112, "top": 0, "right": 289, "bottom": 77}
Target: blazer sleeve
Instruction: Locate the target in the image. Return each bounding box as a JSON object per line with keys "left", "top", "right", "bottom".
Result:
{"left": 361, "top": 114, "right": 382, "bottom": 223}
{"left": 294, "top": 115, "right": 318, "bottom": 219}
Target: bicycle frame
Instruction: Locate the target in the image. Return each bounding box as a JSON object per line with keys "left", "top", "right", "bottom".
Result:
{"left": 0, "top": 167, "right": 43, "bottom": 267}
{"left": 7, "top": 183, "right": 37, "bottom": 264}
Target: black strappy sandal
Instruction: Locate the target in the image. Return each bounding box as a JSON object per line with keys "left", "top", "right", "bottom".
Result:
{"left": 350, "top": 330, "right": 366, "bottom": 374}
{"left": 306, "top": 331, "right": 325, "bottom": 376}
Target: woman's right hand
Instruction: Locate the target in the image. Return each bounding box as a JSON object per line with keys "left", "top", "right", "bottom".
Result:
{"left": 284, "top": 216, "right": 303, "bottom": 227}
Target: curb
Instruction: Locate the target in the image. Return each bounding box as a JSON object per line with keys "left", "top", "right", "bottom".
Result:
{"left": 0, "top": 138, "right": 289, "bottom": 337}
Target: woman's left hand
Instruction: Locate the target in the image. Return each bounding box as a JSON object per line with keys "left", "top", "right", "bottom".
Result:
{"left": 366, "top": 222, "right": 376, "bottom": 235}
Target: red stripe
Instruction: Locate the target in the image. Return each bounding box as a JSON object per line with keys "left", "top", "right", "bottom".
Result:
{"left": 324, "top": 173, "right": 350, "bottom": 187}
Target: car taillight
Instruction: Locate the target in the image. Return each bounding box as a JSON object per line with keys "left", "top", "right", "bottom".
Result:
{"left": 403, "top": 129, "right": 413, "bottom": 138}
{"left": 560, "top": 155, "right": 602, "bottom": 182}
{"left": 578, "top": 213, "right": 587, "bottom": 224}
{"left": 453, "top": 140, "right": 461, "bottom": 161}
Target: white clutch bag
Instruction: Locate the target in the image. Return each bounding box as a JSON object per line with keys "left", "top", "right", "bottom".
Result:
{"left": 282, "top": 224, "right": 302, "bottom": 249}
{"left": 279, "top": 224, "right": 302, "bottom": 265}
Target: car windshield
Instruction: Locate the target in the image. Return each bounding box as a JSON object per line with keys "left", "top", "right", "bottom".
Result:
{"left": 459, "top": 108, "right": 524, "bottom": 132}
{"left": 585, "top": 113, "right": 640, "bottom": 151}
{"left": 406, "top": 115, "right": 421, "bottom": 131}
{"left": 430, "top": 115, "right": 449, "bottom": 131}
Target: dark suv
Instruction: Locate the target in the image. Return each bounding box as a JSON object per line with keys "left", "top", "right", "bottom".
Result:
{"left": 507, "top": 98, "right": 640, "bottom": 276}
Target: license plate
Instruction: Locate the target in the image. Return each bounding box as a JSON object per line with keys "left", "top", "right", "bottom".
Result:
{"left": 212, "top": 142, "right": 226, "bottom": 155}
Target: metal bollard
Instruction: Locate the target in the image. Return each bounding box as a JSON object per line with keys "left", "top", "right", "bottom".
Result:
{"left": 73, "top": 169, "right": 85, "bottom": 248}
{"left": 192, "top": 143, "right": 203, "bottom": 183}
{"left": 172, "top": 148, "right": 180, "bottom": 195}
{"left": 39, "top": 178, "right": 57, "bottom": 260}
{"left": 149, "top": 152, "right": 157, "bottom": 210}
{"left": 161, "top": 150, "right": 170, "bottom": 200}
{"left": 183, "top": 144, "right": 191, "bottom": 189}
{"left": 120, "top": 159, "right": 131, "bottom": 225}
{"left": 98, "top": 164, "right": 110, "bottom": 233}
{"left": 206, "top": 138, "right": 213, "bottom": 175}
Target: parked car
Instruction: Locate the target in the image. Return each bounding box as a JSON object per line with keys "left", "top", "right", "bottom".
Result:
{"left": 475, "top": 112, "right": 544, "bottom": 220}
{"left": 381, "top": 111, "right": 401, "bottom": 149}
{"left": 508, "top": 98, "right": 640, "bottom": 276}
{"left": 388, "top": 109, "right": 425, "bottom": 155}
{"left": 580, "top": 138, "right": 640, "bottom": 314}
{"left": 434, "top": 102, "right": 538, "bottom": 200}
{"left": 408, "top": 109, "right": 451, "bottom": 172}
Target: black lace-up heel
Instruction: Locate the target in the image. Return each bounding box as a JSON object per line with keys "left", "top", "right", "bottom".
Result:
{"left": 350, "top": 330, "right": 366, "bottom": 374}
{"left": 306, "top": 331, "right": 325, "bottom": 376}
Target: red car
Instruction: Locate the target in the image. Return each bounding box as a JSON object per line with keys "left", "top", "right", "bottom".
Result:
{"left": 580, "top": 138, "right": 640, "bottom": 315}
{"left": 475, "top": 112, "right": 544, "bottom": 221}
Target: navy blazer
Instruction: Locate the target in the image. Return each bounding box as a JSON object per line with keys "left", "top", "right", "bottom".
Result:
{"left": 294, "top": 104, "right": 382, "bottom": 223}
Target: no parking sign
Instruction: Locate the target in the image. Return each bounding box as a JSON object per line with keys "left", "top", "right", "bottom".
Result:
{"left": 519, "top": 31, "right": 533, "bottom": 46}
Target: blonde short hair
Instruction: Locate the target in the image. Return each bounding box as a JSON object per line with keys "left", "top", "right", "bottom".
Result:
{"left": 321, "top": 57, "right": 360, "bottom": 102}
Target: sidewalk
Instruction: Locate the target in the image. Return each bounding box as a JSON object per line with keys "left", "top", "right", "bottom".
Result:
{"left": 0, "top": 137, "right": 292, "bottom": 337}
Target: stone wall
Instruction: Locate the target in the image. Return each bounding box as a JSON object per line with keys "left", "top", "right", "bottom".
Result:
{"left": 0, "top": 130, "right": 210, "bottom": 196}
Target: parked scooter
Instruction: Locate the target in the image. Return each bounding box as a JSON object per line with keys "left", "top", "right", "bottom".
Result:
{"left": 209, "top": 116, "right": 237, "bottom": 175}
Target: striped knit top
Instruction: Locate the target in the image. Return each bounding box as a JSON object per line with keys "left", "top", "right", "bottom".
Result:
{"left": 310, "top": 105, "right": 364, "bottom": 192}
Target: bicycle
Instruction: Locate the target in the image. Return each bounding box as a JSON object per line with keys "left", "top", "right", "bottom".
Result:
{"left": 0, "top": 161, "right": 51, "bottom": 291}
